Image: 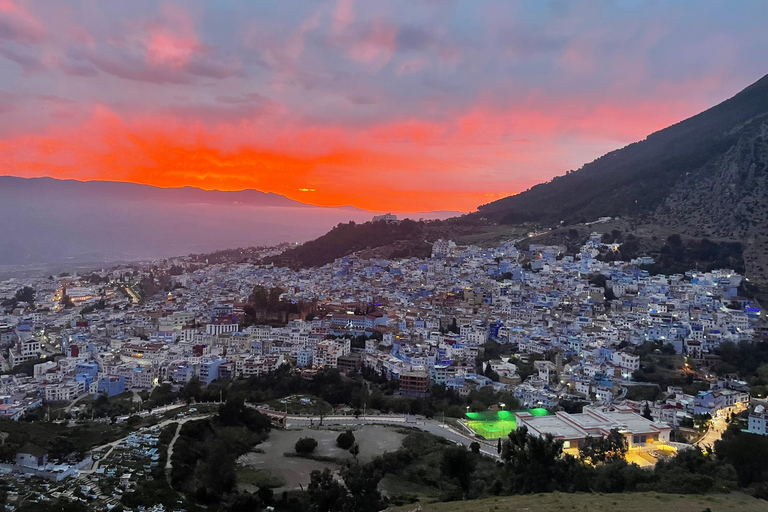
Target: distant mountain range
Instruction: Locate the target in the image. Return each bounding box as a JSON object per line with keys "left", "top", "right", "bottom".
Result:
{"left": 477, "top": 73, "right": 768, "bottom": 285}
{"left": 0, "top": 176, "right": 460, "bottom": 266}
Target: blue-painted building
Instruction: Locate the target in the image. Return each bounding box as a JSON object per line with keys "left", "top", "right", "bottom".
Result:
{"left": 199, "top": 358, "right": 226, "bottom": 385}
{"left": 97, "top": 375, "right": 126, "bottom": 397}
{"left": 297, "top": 349, "right": 313, "bottom": 368}
{"left": 76, "top": 361, "right": 99, "bottom": 377}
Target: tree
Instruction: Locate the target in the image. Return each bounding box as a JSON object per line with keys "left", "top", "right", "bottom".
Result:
{"left": 714, "top": 429, "right": 768, "bottom": 487}
{"left": 502, "top": 426, "right": 574, "bottom": 494}
{"left": 336, "top": 430, "right": 355, "bottom": 450}
{"left": 349, "top": 443, "right": 360, "bottom": 459}
{"left": 307, "top": 468, "right": 346, "bottom": 512}
{"left": 497, "top": 438, "right": 502, "bottom": 454}
{"left": 295, "top": 437, "right": 318, "bottom": 454}
{"left": 60, "top": 294, "right": 74, "bottom": 308}
{"left": 469, "top": 441, "right": 481, "bottom": 454}
{"left": 340, "top": 463, "right": 385, "bottom": 512}
{"left": 14, "top": 286, "right": 35, "bottom": 305}
{"left": 642, "top": 401, "right": 653, "bottom": 421}
{"left": 440, "top": 445, "right": 476, "bottom": 497}
{"left": 578, "top": 429, "right": 628, "bottom": 465}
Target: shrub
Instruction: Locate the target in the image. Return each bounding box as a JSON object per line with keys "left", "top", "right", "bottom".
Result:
{"left": 336, "top": 430, "right": 356, "bottom": 450}
{"left": 295, "top": 437, "right": 318, "bottom": 454}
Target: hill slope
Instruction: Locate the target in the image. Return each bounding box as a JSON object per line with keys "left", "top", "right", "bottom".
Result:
{"left": 389, "top": 491, "right": 765, "bottom": 512}
{"left": 477, "top": 73, "right": 768, "bottom": 282}
{"left": 265, "top": 217, "right": 497, "bottom": 269}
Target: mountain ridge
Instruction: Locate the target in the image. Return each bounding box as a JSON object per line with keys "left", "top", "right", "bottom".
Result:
{"left": 0, "top": 176, "right": 461, "bottom": 267}
{"left": 475, "top": 72, "right": 768, "bottom": 284}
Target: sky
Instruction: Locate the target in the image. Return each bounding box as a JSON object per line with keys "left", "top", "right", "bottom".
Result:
{"left": 1, "top": 0, "right": 767, "bottom": 212}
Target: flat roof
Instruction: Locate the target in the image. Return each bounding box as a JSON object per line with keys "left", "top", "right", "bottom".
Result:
{"left": 517, "top": 413, "right": 586, "bottom": 440}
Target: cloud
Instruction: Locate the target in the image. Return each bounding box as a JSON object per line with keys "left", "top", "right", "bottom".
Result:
{"left": 332, "top": 0, "right": 355, "bottom": 35}
{"left": 1, "top": 0, "right": 768, "bottom": 211}
{"left": 0, "top": 0, "right": 45, "bottom": 44}
{"left": 395, "top": 24, "right": 434, "bottom": 52}
{"left": 0, "top": 41, "right": 41, "bottom": 71}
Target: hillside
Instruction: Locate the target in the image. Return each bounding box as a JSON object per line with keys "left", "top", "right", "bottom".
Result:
{"left": 389, "top": 491, "right": 764, "bottom": 512}
{"left": 476, "top": 73, "right": 768, "bottom": 283}
{"left": 265, "top": 217, "right": 506, "bottom": 269}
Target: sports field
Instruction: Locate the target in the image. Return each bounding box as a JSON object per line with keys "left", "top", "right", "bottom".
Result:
{"left": 465, "top": 408, "right": 550, "bottom": 439}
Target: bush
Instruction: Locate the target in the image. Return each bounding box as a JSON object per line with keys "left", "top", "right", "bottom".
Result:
{"left": 336, "top": 430, "right": 356, "bottom": 450}
{"left": 295, "top": 437, "right": 318, "bottom": 454}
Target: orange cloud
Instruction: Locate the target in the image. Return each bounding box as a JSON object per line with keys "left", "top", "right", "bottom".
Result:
{"left": 0, "top": 91, "right": 701, "bottom": 213}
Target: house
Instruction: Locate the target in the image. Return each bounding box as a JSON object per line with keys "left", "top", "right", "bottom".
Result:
{"left": 748, "top": 405, "right": 768, "bottom": 436}
{"left": 16, "top": 444, "right": 47, "bottom": 468}
{"left": 400, "top": 371, "right": 430, "bottom": 398}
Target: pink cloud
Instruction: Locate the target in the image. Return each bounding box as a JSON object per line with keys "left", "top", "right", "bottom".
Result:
{"left": 0, "top": 0, "right": 45, "bottom": 44}
{"left": 332, "top": 0, "right": 355, "bottom": 35}
{"left": 348, "top": 18, "right": 396, "bottom": 68}
{"left": 144, "top": 3, "right": 201, "bottom": 67}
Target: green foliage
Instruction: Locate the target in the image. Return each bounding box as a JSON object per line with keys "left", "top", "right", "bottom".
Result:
{"left": 266, "top": 219, "right": 432, "bottom": 268}
{"left": 217, "top": 397, "right": 273, "bottom": 432}
{"left": 502, "top": 426, "right": 577, "bottom": 494}
{"left": 642, "top": 237, "right": 744, "bottom": 275}
{"left": 0, "top": 418, "right": 127, "bottom": 462}
{"left": 14, "top": 286, "right": 35, "bottom": 305}
{"left": 578, "top": 429, "right": 628, "bottom": 465}
{"left": 169, "top": 397, "right": 272, "bottom": 505}
{"left": 306, "top": 464, "right": 384, "bottom": 512}
{"left": 440, "top": 445, "right": 477, "bottom": 496}
{"left": 714, "top": 429, "right": 768, "bottom": 487}
{"left": 295, "top": 436, "right": 318, "bottom": 454}
{"left": 714, "top": 340, "right": 768, "bottom": 379}
{"left": 307, "top": 468, "right": 347, "bottom": 512}
{"left": 336, "top": 430, "right": 356, "bottom": 450}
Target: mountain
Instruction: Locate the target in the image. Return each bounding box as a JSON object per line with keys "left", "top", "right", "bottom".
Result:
{"left": 477, "top": 73, "right": 768, "bottom": 284}
{"left": 0, "top": 176, "right": 309, "bottom": 208}
{"left": 0, "top": 177, "right": 457, "bottom": 267}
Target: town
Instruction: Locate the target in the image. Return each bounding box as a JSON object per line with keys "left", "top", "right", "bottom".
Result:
{"left": 0, "top": 224, "right": 765, "bottom": 510}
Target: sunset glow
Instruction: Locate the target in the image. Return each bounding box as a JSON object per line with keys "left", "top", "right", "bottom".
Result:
{"left": 1, "top": 0, "right": 767, "bottom": 211}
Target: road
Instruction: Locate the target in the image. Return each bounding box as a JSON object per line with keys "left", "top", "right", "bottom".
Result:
{"left": 64, "top": 392, "right": 92, "bottom": 413}
{"left": 124, "top": 285, "right": 141, "bottom": 304}
{"left": 165, "top": 414, "right": 213, "bottom": 479}
{"left": 283, "top": 413, "right": 501, "bottom": 459}
{"left": 695, "top": 411, "right": 729, "bottom": 449}
{"left": 694, "top": 403, "right": 748, "bottom": 450}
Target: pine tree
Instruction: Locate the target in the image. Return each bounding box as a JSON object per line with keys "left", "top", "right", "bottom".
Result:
{"left": 642, "top": 401, "right": 653, "bottom": 421}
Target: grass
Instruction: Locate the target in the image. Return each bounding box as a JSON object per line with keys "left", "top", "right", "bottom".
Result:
{"left": 0, "top": 417, "right": 129, "bottom": 454}
{"left": 388, "top": 492, "right": 767, "bottom": 512}
{"left": 236, "top": 466, "right": 286, "bottom": 489}
{"left": 454, "top": 225, "right": 530, "bottom": 248}
{"left": 465, "top": 409, "right": 550, "bottom": 439}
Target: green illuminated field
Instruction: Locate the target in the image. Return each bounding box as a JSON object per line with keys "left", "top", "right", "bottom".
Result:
{"left": 465, "top": 408, "right": 550, "bottom": 439}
